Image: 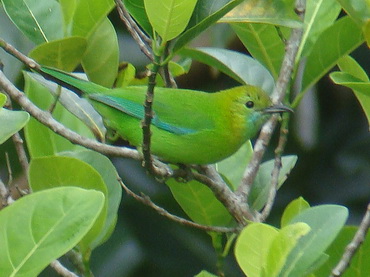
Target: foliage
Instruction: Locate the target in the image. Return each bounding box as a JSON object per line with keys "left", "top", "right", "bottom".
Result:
{"left": 0, "top": 0, "right": 369, "bottom": 276}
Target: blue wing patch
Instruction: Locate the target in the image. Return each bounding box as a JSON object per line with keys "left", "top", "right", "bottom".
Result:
{"left": 88, "top": 94, "right": 196, "bottom": 135}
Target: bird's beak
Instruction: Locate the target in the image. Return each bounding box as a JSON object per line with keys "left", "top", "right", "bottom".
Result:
{"left": 263, "top": 104, "right": 293, "bottom": 114}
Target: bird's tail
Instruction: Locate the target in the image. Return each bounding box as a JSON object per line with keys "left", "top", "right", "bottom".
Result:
{"left": 38, "top": 66, "right": 109, "bottom": 96}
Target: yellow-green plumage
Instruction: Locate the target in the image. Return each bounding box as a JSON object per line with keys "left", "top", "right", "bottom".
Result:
{"left": 39, "top": 67, "right": 289, "bottom": 164}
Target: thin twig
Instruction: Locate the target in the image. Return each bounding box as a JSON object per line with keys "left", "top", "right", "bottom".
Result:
{"left": 0, "top": 178, "right": 8, "bottom": 208}
{"left": 50, "top": 260, "right": 79, "bottom": 277}
{"left": 118, "top": 177, "right": 237, "bottom": 233}
{"left": 114, "top": 0, "right": 153, "bottom": 61}
{"left": 236, "top": 0, "right": 305, "bottom": 204}
{"left": 330, "top": 204, "right": 370, "bottom": 277}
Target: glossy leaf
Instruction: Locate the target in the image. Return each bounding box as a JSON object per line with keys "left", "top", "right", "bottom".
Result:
{"left": 330, "top": 72, "right": 370, "bottom": 128}
{"left": 167, "top": 177, "right": 234, "bottom": 227}
{"left": 144, "top": 0, "right": 198, "bottom": 42}
{"left": 249, "top": 155, "right": 298, "bottom": 211}
{"left": 235, "top": 223, "right": 278, "bottom": 277}
{"left": 265, "top": 222, "right": 310, "bottom": 277}
{"left": 0, "top": 187, "right": 104, "bottom": 277}
{"left": 337, "top": 0, "right": 370, "bottom": 25}
{"left": 60, "top": 150, "right": 122, "bottom": 248}
{"left": 28, "top": 155, "right": 108, "bottom": 253}
{"left": 172, "top": 0, "right": 244, "bottom": 53}
{"left": 2, "top": 0, "right": 64, "bottom": 44}
{"left": 28, "top": 37, "right": 87, "bottom": 71}
{"left": 71, "top": 0, "right": 115, "bottom": 37}
{"left": 123, "top": 0, "right": 153, "bottom": 36}
{"left": 180, "top": 47, "right": 275, "bottom": 93}
{"left": 297, "top": 0, "right": 341, "bottom": 59}
{"left": 231, "top": 23, "right": 287, "bottom": 79}
{"left": 220, "top": 0, "right": 301, "bottom": 28}
{"left": 300, "top": 16, "right": 364, "bottom": 96}
{"left": 216, "top": 141, "right": 253, "bottom": 190}
{"left": 281, "top": 197, "right": 310, "bottom": 228}
{"left": 281, "top": 205, "right": 348, "bottom": 276}
{"left": 314, "top": 226, "right": 370, "bottom": 277}
{"left": 23, "top": 73, "right": 97, "bottom": 157}
{"left": 82, "top": 18, "right": 119, "bottom": 88}
{"left": 0, "top": 107, "right": 30, "bottom": 144}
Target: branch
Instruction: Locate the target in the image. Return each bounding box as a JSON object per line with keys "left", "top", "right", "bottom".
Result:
{"left": 118, "top": 177, "right": 237, "bottom": 233}
{"left": 114, "top": 0, "right": 153, "bottom": 61}
{"left": 50, "top": 260, "right": 79, "bottom": 277}
{"left": 330, "top": 204, "right": 370, "bottom": 277}
{"left": 236, "top": 0, "right": 305, "bottom": 203}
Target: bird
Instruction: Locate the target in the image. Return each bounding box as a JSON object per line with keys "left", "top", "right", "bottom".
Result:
{"left": 37, "top": 66, "right": 292, "bottom": 164}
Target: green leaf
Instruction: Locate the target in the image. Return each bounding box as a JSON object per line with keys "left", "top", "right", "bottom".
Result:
{"left": 337, "top": 55, "right": 369, "bottom": 82}
{"left": 180, "top": 47, "right": 275, "bottom": 93}
{"left": 23, "top": 72, "right": 95, "bottom": 157}
{"left": 249, "top": 155, "right": 298, "bottom": 211}
{"left": 60, "top": 150, "right": 122, "bottom": 248}
{"left": 231, "top": 23, "right": 287, "bottom": 79}
{"left": 235, "top": 223, "right": 278, "bottom": 277}
{"left": 82, "top": 18, "right": 119, "bottom": 88}
{"left": 71, "top": 0, "right": 115, "bottom": 37}
{"left": 337, "top": 0, "right": 370, "bottom": 25}
{"left": 172, "top": 0, "right": 244, "bottom": 53}
{"left": 300, "top": 16, "right": 364, "bottom": 97}
{"left": 167, "top": 177, "right": 234, "bottom": 227}
{"left": 144, "top": 0, "right": 198, "bottom": 42}
{"left": 0, "top": 108, "right": 30, "bottom": 144}
{"left": 216, "top": 141, "right": 253, "bottom": 190}
{"left": 281, "top": 197, "right": 310, "bottom": 228}
{"left": 314, "top": 226, "right": 370, "bottom": 277}
{"left": 296, "top": 0, "right": 341, "bottom": 59}
{"left": 330, "top": 71, "right": 370, "bottom": 129}
{"left": 123, "top": 0, "right": 153, "bottom": 36}
{"left": 28, "top": 155, "right": 108, "bottom": 253}
{"left": 0, "top": 187, "right": 104, "bottom": 277}
{"left": 59, "top": 0, "right": 77, "bottom": 34}
{"left": 28, "top": 37, "right": 87, "bottom": 71}
{"left": 220, "top": 0, "right": 302, "bottom": 28}
{"left": 2, "top": 0, "right": 64, "bottom": 44}
{"left": 265, "top": 222, "right": 310, "bottom": 277}
{"left": 281, "top": 205, "right": 348, "bottom": 276}
{"left": 0, "top": 93, "right": 6, "bottom": 107}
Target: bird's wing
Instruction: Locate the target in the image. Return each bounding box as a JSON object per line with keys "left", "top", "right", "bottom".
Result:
{"left": 88, "top": 94, "right": 196, "bottom": 135}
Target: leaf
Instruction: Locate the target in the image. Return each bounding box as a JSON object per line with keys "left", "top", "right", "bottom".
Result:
{"left": 337, "top": 55, "right": 369, "bottom": 82}
{"left": 2, "top": 0, "right": 64, "bottom": 44}
{"left": 296, "top": 0, "right": 341, "bottom": 59}
{"left": 314, "top": 226, "right": 370, "bottom": 277}
{"left": 231, "top": 23, "right": 287, "bottom": 79}
{"left": 71, "top": 0, "right": 115, "bottom": 37}
{"left": 281, "top": 205, "right": 348, "bottom": 277}
{"left": 144, "top": 0, "right": 198, "bottom": 42}
{"left": 301, "top": 16, "right": 364, "bottom": 96}
{"left": 249, "top": 155, "right": 298, "bottom": 211}
{"left": 81, "top": 18, "right": 119, "bottom": 88}
{"left": 330, "top": 71, "right": 370, "bottom": 129}
{"left": 0, "top": 187, "right": 104, "bottom": 277}
{"left": 0, "top": 93, "right": 6, "bottom": 107}
{"left": 59, "top": 0, "right": 77, "bottom": 34}
{"left": 337, "top": 0, "right": 370, "bottom": 25}
{"left": 281, "top": 197, "right": 310, "bottom": 228}
{"left": 167, "top": 177, "right": 234, "bottom": 227}
{"left": 60, "top": 150, "right": 122, "bottom": 248}
{"left": 172, "top": 0, "right": 244, "bottom": 53}
{"left": 123, "top": 0, "right": 153, "bottom": 36}
{"left": 265, "top": 222, "right": 310, "bottom": 277}
{"left": 28, "top": 37, "right": 87, "bottom": 71}
{"left": 220, "top": 0, "right": 302, "bottom": 28}
{"left": 28, "top": 155, "right": 108, "bottom": 253}
{"left": 195, "top": 270, "right": 219, "bottom": 277}
{"left": 0, "top": 108, "right": 30, "bottom": 144}
{"left": 235, "top": 223, "right": 278, "bottom": 277}
{"left": 23, "top": 73, "right": 99, "bottom": 158}
{"left": 216, "top": 141, "right": 253, "bottom": 190}
{"left": 180, "top": 47, "right": 275, "bottom": 93}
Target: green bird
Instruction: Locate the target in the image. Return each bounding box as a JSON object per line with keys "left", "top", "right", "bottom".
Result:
{"left": 38, "top": 66, "right": 291, "bottom": 164}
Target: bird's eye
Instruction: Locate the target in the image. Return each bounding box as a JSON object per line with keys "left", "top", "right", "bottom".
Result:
{"left": 246, "top": 101, "right": 254, "bottom": 108}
